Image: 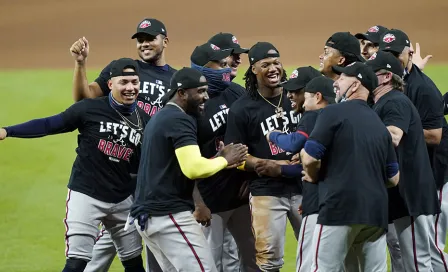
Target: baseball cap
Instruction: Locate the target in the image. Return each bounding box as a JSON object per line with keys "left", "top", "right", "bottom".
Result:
{"left": 248, "top": 42, "right": 280, "bottom": 65}
{"left": 131, "top": 18, "right": 167, "bottom": 39}
{"left": 279, "top": 66, "right": 322, "bottom": 92}
{"left": 365, "top": 51, "right": 404, "bottom": 76}
{"left": 379, "top": 29, "right": 410, "bottom": 54}
{"left": 355, "top": 25, "right": 389, "bottom": 45}
{"left": 304, "top": 77, "right": 336, "bottom": 104}
{"left": 162, "top": 67, "right": 208, "bottom": 105}
{"left": 190, "top": 42, "right": 233, "bottom": 66}
{"left": 109, "top": 58, "right": 139, "bottom": 78}
{"left": 326, "top": 32, "right": 365, "bottom": 62}
{"left": 208, "top": 33, "right": 249, "bottom": 54}
{"left": 332, "top": 62, "right": 379, "bottom": 92}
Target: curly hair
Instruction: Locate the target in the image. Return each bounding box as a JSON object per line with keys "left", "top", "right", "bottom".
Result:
{"left": 244, "top": 66, "right": 287, "bottom": 99}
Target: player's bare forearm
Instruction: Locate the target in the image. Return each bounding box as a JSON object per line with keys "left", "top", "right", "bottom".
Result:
{"left": 72, "top": 61, "right": 102, "bottom": 101}
{"left": 424, "top": 128, "right": 442, "bottom": 145}
{"left": 193, "top": 180, "right": 206, "bottom": 207}
{"left": 301, "top": 150, "right": 321, "bottom": 183}
{"left": 386, "top": 172, "right": 400, "bottom": 188}
{"left": 243, "top": 155, "right": 262, "bottom": 172}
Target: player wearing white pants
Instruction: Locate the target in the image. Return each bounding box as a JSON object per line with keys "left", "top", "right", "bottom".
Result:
{"left": 431, "top": 180, "right": 448, "bottom": 270}
{"left": 296, "top": 214, "right": 318, "bottom": 271}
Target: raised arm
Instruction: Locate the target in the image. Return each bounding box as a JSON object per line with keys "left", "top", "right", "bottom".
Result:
{"left": 70, "top": 37, "right": 104, "bottom": 101}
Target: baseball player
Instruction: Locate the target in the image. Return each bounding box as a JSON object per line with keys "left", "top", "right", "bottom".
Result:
{"left": 318, "top": 32, "right": 365, "bottom": 81}
{"left": 355, "top": 25, "right": 389, "bottom": 60}
{"left": 130, "top": 67, "right": 248, "bottom": 271}
{"left": 379, "top": 28, "right": 448, "bottom": 271}
{"left": 224, "top": 42, "right": 302, "bottom": 272}
{"left": 300, "top": 62, "right": 399, "bottom": 271}
{"left": 189, "top": 41, "right": 258, "bottom": 272}
{"left": 257, "top": 74, "right": 335, "bottom": 272}
{"left": 70, "top": 17, "right": 176, "bottom": 272}
{"left": 356, "top": 26, "right": 405, "bottom": 272}
{"left": 366, "top": 50, "right": 441, "bottom": 271}
{"left": 0, "top": 58, "right": 148, "bottom": 272}
{"left": 205, "top": 32, "right": 249, "bottom": 271}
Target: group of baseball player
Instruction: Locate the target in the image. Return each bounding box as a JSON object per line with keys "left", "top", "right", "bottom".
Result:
{"left": 1, "top": 17, "right": 448, "bottom": 272}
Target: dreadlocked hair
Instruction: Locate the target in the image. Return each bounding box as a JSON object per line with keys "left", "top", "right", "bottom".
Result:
{"left": 244, "top": 66, "right": 288, "bottom": 99}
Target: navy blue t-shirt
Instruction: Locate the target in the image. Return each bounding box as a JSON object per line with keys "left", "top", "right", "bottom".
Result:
{"left": 95, "top": 60, "right": 176, "bottom": 116}
{"left": 404, "top": 64, "right": 446, "bottom": 188}
{"left": 196, "top": 82, "right": 249, "bottom": 213}
{"left": 373, "top": 90, "right": 440, "bottom": 220}
{"left": 296, "top": 110, "right": 320, "bottom": 217}
{"left": 61, "top": 97, "right": 149, "bottom": 203}
{"left": 131, "top": 105, "right": 199, "bottom": 217}
{"left": 309, "top": 99, "right": 395, "bottom": 230}
{"left": 224, "top": 90, "right": 301, "bottom": 197}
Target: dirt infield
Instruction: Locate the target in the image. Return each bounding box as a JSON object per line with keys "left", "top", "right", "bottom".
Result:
{"left": 1, "top": 0, "right": 447, "bottom": 69}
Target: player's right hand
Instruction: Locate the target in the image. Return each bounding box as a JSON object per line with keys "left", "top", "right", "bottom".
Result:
{"left": 70, "top": 37, "right": 89, "bottom": 63}
{"left": 220, "top": 143, "right": 248, "bottom": 167}
{"left": 0, "top": 128, "right": 7, "bottom": 140}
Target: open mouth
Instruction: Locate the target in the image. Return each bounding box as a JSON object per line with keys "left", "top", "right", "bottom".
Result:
{"left": 290, "top": 99, "right": 297, "bottom": 108}
{"left": 199, "top": 103, "right": 205, "bottom": 111}
{"left": 142, "top": 48, "right": 153, "bottom": 55}
{"left": 266, "top": 73, "right": 280, "bottom": 84}
{"left": 122, "top": 92, "right": 137, "bottom": 100}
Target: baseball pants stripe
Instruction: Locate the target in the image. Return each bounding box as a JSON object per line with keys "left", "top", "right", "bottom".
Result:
{"left": 296, "top": 214, "right": 318, "bottom": 272}
{"left": 393, "top": 215, "right": 433, "bottom": 271}
{"left": 63, "top": 190, "right": 142, "bottom": 262}
{"left": 136, "top": 210, "right": 217, "bottom": 272}
{"left": 249, "top": 194, "right": 302, "bottom": 272}
{"left": 310, "top": 224, "right": 387, "bottom": 272}
{"left": 431, "top": 181, "right": 448, "bottom": 271}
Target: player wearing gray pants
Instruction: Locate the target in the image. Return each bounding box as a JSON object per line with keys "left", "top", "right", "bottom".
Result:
{"left": 201, "top": 205, "right": 256, "bottom": 272}
{"left": 64, "top": 190, "right": 143, "bottom": 264}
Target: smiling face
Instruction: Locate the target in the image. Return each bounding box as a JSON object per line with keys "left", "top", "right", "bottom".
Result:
{"left": 333, "top": 73, "right": 358, "bottom": 103}
{"left": 319, "top": 46, "right": 344, "bottom": 77}
{"left": 183, "top": 76, "right": 209, "bottom": 117}
{"left": 251, "top": 57, "right": 284, "bottom": 89}
{"left": 136, "top": 33, "right": 168, "bottom": 63}
{"left": 287, "top": 89, "right": 305, "bottom": 113}
{"left": 227, "top": 53, "right": 242, "bottom": 78}
{"left": 108, "top": 68, "right": 140, "bottom": 105}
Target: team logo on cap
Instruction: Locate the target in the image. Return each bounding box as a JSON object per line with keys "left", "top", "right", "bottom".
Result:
{"left": 139, "top": 20, "right": 151, "bottom": 29}
{"left": 383, "top": 34, "right": 396, "bottom": 43}
{"left": 368, "top": 53, "right": 377, "bottom": 60}
{"left": 290, "top": 70, "right": 299, "bottom": 79}
{"left": 368, "top": 26, "right": 379, "bottom": 33}
{"left": 232, "top": 36, "right": 239, "bottom": 44}
{"left": 210, "top": 43, "right": 221, "bottom": 50}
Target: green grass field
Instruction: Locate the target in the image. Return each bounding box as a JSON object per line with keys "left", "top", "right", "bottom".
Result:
{"left": 0, "top": 65, "right": 447, "bottom": 271}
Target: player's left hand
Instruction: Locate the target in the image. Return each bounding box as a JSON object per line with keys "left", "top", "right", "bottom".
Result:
{"left": 0, "top": 128, "right": 7, "bottom": 140}
{"left": 193, "top": 204, "right": 212, "bottom": 227}
{"left": 411, "top": 42, "right": 432, "bottom": 71}
{"left": 254, "top": 160, "right": 281, "bottom": 177}
{"left": 301, "top": 169, "right": 316, "bottom": 183}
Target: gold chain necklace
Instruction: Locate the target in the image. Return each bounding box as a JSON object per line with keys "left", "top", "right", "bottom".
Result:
{"left": 114, "top": 108, "right": 143, "bottom": 131}
{"left": 257, "top": 90, "right": 284, "bottom": 118}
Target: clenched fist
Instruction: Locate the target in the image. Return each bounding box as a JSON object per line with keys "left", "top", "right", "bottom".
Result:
{"left": 0, "top": 128, "right": 7, "bottom": 140}
{"left": 70, "top": 37, "right": 89, "bottom": 63}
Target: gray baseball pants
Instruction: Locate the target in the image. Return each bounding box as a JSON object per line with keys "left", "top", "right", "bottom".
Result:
{"left": 63, "top": 190, "right": 142, "bottom": 262}
{"left": 249, "top": 194, "right": 302, "bottom": 272}
{"left": 201, "top": 204, "right": 257, "bottom": 272}
{"left": 136, "top": 210, "right": 217, "bottom": 272}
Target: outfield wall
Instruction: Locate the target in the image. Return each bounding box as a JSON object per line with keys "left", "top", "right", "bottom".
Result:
{"left": 1, "top": 0, "right": 447, "bottom": 69}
